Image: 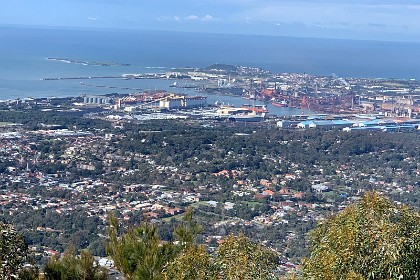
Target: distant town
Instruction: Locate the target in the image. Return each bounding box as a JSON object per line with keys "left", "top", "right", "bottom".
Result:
{"left": 1, "top": 64, "right": 419, "bottom": 275}
{"left": 18, "top": 63, "right": 420, "bottom": 129}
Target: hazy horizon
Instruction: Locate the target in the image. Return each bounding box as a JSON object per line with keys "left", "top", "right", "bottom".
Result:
{"left": 3, "top": 23, "right": 420, "bottom": 45}
{"left": 2, "top": 0, "right": 420, "bottom": 43}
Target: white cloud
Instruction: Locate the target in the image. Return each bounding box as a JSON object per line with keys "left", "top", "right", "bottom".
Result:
{"left": 187, "top": 15, "right": 199, "bottom": 20}
{"left": 231, "top": 2, "right": 420, "bottom": 31}
{"left": 88, "top": 16, "right": 97, "bottom": 21}
{"left": 170, "top": 14, "right": 215, "bottom": 22}
{"left": 202, "top": 15, "right": 214, "bottom": 21}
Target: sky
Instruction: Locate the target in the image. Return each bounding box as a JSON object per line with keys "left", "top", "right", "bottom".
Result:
{"left": 1, "top": 0, "right": 420, "bottom": 42}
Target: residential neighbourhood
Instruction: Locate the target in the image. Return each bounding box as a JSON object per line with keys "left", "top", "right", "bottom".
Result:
{"left": 0, "top": 65, "right": 419, "bottom": 276}
{"left": 1, "top": 108, "right": 418, "bottom": 274}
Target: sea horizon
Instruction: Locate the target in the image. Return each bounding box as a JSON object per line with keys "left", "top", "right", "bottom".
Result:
{"left": 4, "top": 23, "right": 420, "bottom": 44}
{"left": 1, "top": 25, "right": 420, "bottom": 102}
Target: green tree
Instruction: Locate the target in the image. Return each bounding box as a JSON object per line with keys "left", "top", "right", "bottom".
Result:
{"left": 163, "top": 245, "right": 212, "bottom": 280}
{"left": 106, "top": 213, "right": 175, "bottom": 280}
{"left": 0, "top": 221, "right": 28, "bottom": 279}
{"left": 163, "top": 208, "right": 210, "bottom": 279}
{"left": 17, "top": 265, "right": 40, "bottom": 280}
{"left": 302, "top": 192, "right": 420, "bottom": 280}
{"left": 214, "top": 234, "right": 279, "bottom": 280}
{"left": 44, "top": 247, "right": 107, "bottom": 280}
{"left": 164, "top": 234, "right": 279, "bottom": 280}
{"left": 173, "top": 208, "right": 203, "bottom": 246}
{"left": 108, "top": 210, "right": 279, "bottom": 280}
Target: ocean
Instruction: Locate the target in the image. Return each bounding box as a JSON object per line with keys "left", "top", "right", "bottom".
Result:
{"left": 1, "top": 25, "right": 420, "bottom": 114}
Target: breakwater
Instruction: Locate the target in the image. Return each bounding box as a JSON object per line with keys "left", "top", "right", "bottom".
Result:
{"left": 42, "top": 76, "right": 122, "bottom": 81}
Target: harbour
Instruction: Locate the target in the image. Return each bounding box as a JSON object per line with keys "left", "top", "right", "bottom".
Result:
{"left": 5, "top": 74, "right": 308, "bottom": 116}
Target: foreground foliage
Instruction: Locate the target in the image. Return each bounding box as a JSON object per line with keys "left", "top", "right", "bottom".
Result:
{"left": 44, "top": 248, "right": 108, "bottom": 280}
{"left": 107, "top": 213, "right": 176, "bottom": 280}
{"left": 302, "top": 192, "right": 420, "bottom": 280}
{"left": 213, "top": 234, "right": 278, "bottom": 280}
{"left": 163, "top": 245, "right": 212, "bottom": 280}
{"left": 0, "top": 221, "right": 28, "bottom": 279}
{"left": 163, "top": 234, "right": 278, "bottom": 280}
{"left": 107, "top": 209, "right": 279, "bottom": 280}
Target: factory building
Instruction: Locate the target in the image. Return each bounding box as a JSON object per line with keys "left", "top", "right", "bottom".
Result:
{"left": 83, "top": 95, "right": 112, "bottom": 105}
{"left": 183, "top": 96, "right": 207, "bottom": 108}
{"left": 291, "top": 114, "right": 420, "bottom": 132}
{"left": 159, "top": 95, "right": 207, "bottom": 109}
{"left": 276, "top": 120, "right": 301, "bottom": 128}
{"left": 159, "top": 98, "right": 183, "bottom": 109}
{"left": 297, "top": 120, "right": 353, "bottom": 129}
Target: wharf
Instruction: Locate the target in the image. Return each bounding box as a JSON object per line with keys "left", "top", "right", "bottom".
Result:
{"left": 42, "top": 76, "right": 122, "bottom": 81}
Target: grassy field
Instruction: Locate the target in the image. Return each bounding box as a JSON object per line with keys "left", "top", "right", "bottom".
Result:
{"left": 161, "top": 213, "right": 185, "bottom": 222}
{"left": 381, "top": 82, "right": 408, "bottom": 87}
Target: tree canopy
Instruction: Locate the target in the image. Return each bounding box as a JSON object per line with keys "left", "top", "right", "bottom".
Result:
{"left": 44, "top": 248, "right": 108, "bottom": 280}
{"left": 106, "top": 213, "right": 176, "bottom": 280}
{"left": 302, "top": 192, "right": 420, "bottom": 280}
{"left": 0, "top": 221, "right": 28, "bottom": 279}
{"left": 106, "top": 209, "right": 279, "bottom": 280}
{"left": 163, "top": 233, "right": 278, "bottom": 280}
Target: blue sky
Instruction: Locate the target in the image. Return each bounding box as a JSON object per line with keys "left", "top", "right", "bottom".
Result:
{"left": 2, "top": 0, "right": 420, "bottom": 41}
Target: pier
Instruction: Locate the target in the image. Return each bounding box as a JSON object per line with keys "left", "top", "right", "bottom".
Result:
{"left": 41, "top": 76, "right": 122, "bottom": 81}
